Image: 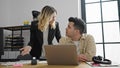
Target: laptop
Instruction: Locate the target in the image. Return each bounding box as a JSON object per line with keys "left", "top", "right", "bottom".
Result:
{"left": 44, "top": 45, "right": 79, "bottom": 65}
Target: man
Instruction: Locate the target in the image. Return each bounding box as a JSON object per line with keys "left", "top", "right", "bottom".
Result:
{"left": 59, "top": 17, "right": 96, "bottom": 61}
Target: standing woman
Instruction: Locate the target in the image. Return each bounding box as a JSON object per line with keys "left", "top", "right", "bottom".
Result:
{"left": 20, "top": 5, "right": 61, "bottom": 59}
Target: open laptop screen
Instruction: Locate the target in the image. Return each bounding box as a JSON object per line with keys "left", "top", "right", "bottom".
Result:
{"left": 44, "top": 45, "right": 79, "bottom": 65}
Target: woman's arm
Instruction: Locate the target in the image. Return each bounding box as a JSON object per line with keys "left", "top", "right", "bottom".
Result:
{"left": 20, "top": 21, "right": 38, "bottom": 55}
{"left": 55, "top": 22, "right": 61, "bottom": 42}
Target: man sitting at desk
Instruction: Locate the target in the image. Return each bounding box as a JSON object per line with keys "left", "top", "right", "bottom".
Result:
{"left": 59, "top": 17, "right": 96, "bottom": 62}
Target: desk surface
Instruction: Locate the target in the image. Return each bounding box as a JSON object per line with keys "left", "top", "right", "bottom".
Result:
{"left": 0, "top": 61, "right": 91, "bottom": 68}
{"left": 0, "top": 61, "right": 119, "bottom": 68}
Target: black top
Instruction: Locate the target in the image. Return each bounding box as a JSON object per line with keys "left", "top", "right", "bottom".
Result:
{"left": 28, "top": 20, "right": 61, "bottom": 59}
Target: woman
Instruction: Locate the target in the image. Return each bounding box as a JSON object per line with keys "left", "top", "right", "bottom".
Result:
{"left": 20, "top": 5, "right": 61, "bottom": 59}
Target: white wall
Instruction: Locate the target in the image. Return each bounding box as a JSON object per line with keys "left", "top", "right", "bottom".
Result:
{"left": 0, "top": 0, "right": 10, "bottom": 26}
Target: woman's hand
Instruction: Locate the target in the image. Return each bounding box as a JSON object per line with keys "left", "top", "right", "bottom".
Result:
{"left": 20, "top": 46, "right": 32, "bottom": 56}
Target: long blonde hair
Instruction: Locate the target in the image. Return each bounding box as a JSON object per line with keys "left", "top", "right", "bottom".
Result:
{"left": 38, "top": 5, "right": 57, "bottom": 32}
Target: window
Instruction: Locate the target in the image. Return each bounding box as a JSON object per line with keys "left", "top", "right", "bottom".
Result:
{"left": 81, "top": 0, "right": 120, "bottom": 62}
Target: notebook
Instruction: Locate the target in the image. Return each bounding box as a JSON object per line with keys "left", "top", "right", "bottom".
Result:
{"left": 44, "top": 45, "right": 79, "bottom": 65}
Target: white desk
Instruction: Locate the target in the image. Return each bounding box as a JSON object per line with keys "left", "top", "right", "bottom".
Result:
{"left": 0, "top": 61, "right": 119, "bottom": 68}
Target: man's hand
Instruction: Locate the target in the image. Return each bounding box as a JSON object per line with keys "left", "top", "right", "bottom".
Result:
{"left": 20, "top": 46, "right": 32, "bottom": 56}
{"left": 78, "top": 54, "right": 88, "bottom": 62}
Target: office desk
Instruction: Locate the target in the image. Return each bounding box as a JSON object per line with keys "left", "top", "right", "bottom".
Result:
{"left": 0, "top": 61, "right": 119, "bottom": 68}
{"left": 0, "top": 62, "right": 91, "bottom": 68}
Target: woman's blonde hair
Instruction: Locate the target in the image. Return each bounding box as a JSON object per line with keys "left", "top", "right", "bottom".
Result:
{"left": 38, "top": 5, "right": 57, "bottom": 32}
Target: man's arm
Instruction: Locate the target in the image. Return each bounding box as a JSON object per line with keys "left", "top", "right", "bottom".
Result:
{"left": 84, "top": 34, "right": 96, "bottom": 61}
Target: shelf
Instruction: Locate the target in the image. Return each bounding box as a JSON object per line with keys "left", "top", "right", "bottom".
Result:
{"left": 0, "top": 25, "right": 31, "bottom": 31}
{"left": 0, "top": 25, "right": 30, "bottom": 51}
{"left": 4, "top": 46, "right": 23, "bottom": 48}
{"left": 4, "top": 46, "right": 23, "bottom": 51}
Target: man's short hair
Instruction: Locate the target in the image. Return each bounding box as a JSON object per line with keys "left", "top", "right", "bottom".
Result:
{"left": 68, "top": 17, "right": 85, "bottom": 34}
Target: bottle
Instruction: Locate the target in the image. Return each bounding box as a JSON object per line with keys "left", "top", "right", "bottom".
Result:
{"left": 31, "top": 57, "right": 37, "bottom": 65}
{"left": 23, "top": 20, "right": 29, "bottom": 26}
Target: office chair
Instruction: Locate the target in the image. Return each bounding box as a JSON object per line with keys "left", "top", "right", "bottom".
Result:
{"left": 32, "top": 10, "right": 40, "bottom": 19}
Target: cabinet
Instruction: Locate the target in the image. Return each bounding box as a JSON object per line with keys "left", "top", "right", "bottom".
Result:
{"left": 0, "top": 25, "right": 30, "bottom": 59}
{"left": 0, "top": 25, "right": 31, "bottom": 51}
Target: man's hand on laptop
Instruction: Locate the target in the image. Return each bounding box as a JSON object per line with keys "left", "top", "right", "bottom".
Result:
{"left": 20, "top": 46, "right": 32, "bottom": 56}
{"left": 78, "top": 54, "right": 88, "bottom": 62}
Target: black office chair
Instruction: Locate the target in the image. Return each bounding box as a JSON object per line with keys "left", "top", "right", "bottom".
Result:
{"left": 32, "top": 10, "right": 40, "bottom": 19}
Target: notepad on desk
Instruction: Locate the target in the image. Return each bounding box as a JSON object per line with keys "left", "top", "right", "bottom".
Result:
{"left": 0, "top": 60, "right": 48, "bottom": 66}
{"left": 0, "top": 60, "right": 31, "bottom": 66}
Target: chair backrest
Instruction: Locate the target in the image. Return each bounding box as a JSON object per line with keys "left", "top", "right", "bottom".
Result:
{"left": 32, "top": 10, "right": 40, "bottom": 19}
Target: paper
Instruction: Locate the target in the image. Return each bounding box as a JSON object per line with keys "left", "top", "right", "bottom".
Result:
{"left": 0, "top": 60, "right": 47, "bottom": 66}
{"left": 38, "top": 61, "right": 47, "bottom": 64}
{"left": 0, "top": 60, "right": 31, "bottom": 66}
